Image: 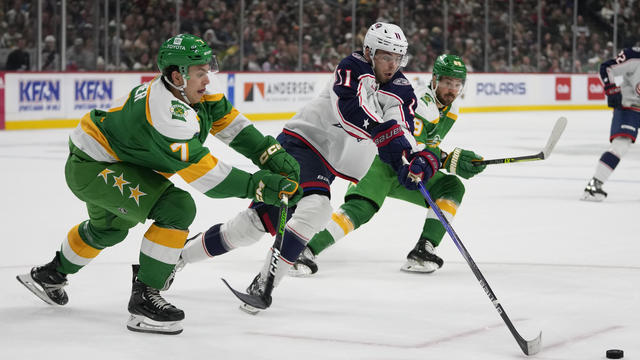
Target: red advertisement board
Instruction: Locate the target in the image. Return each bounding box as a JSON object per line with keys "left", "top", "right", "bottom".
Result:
{"left": 587, "top": 77, "right": 605, "bottom": 100}
{"left": 555, "top": 77, "right": 571, "bottom": 101}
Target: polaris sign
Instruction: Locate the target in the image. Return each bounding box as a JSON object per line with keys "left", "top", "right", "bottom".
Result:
{"left": 476, "top": 82, "right": 526, "bottom": 96}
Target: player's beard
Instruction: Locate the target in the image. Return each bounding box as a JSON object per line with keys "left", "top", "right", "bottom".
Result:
{"left": 438, "top": 90, "right": 457, "bottom": 106}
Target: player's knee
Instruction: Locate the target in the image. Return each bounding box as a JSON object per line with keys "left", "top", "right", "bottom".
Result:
{"left": 220, "top": 208, "right": 266, "bottom": 249}
{"left": 83, "top": 221, "right": 128, "bottom": 248}
{"left": 441, "top": 174, "right": 466, "bottom": 203}
{"left": 610, "top": 136, "right": 632, "bottom": 157}
{"left": 287, "top": 194, "right": 332, "bottom": 241}
{"left": 149, "top": 186, "right": 196, "bottom": 230}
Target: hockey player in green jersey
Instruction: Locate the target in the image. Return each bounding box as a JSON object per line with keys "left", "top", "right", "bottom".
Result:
{"left": 16, "top": 34, "right": 301, "bottom": 335}
{"left": 290, "top": 54, "right": 485, "bottom": 276}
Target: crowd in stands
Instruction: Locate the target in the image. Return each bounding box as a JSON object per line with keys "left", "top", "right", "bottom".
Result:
{"left": 1, "top": 0, "right": 638, "bottom": 73}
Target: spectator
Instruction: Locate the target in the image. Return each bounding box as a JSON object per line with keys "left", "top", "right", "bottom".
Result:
{"left": 5, "top": 36, "right": 29, "bottom": 71}
{"left": 41, "top": 34, "right": 59, "bottom": 71}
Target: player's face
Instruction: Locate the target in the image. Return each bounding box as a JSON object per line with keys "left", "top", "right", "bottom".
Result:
{"left": 373, "top": 50, "right": 403, "bottom": 84}
{"left": 184, "top": 64, "right": 211, "bottom": 103}
{"left": 435, "top": 75, "right": 464, "bottom": 106}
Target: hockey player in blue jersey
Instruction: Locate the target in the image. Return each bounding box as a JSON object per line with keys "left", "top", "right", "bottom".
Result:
{"left": 582, "top": 46, "right": 640, "bottom": 201}
{"left": 177, "top": 22, "right": 441, "bottom": 311}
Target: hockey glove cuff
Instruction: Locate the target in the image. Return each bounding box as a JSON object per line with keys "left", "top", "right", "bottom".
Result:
{"left": 444, "top": 147, "right": 486, "bottom": 179}
{"left": 371, "top": 120, "right": 412, "bottom": 172}
{"left": 397, "top": 150, "right": 440, "bottom": 190}
{"left": 604, "top": 84, "right": 622, "bottom": 108}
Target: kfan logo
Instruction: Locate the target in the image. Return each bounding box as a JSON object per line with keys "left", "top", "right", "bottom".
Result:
{"left": 555, "top": 77, "right": 571, "bottom": 101}
{"left": 20, "top": 80, "right": 60, "bottom": 102}
{"left": 587, "top": 77, "right": 605, "bottom": 100}
{"left": 74, "top": 79, "right": 114, "bottom": 110}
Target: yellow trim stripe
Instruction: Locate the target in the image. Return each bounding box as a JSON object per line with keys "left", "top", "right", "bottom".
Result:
{"left": 435, "top": 199, "right": 458, "bottom": 216}
{"left": 209, "top": 107, "right": 240, "bottom": 136}
{"left": 144, "top": 224, "right": 188, "bottom": 249}
{"left": 176, "top": 153, "right": 219, "bottom": 183}
{"left": 144, "top": 84, "right": 153, "bottom": 125}
{"left": 447, "top": 112, "right": 458, "bottom": 120}
{"left": 332, "top": 212, "right": 355, "bottom": 235}
{"left": 202, "top": 93, "right": 224, "bottom": 102}
{"left": 3, "top": 104, "right": 610, "bottom": 130}
{"left": 67, "top": 224, "right": 102, "bottom": 258}
{"left": 79, "top": 113, "right": 120, "bottom": 160}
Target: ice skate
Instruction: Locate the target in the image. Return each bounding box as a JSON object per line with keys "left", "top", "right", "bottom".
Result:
{"left": 401, "top": 239, "right": 444, "bottom": 273}
{"left": 16, "top": 251, "right": 69, "bottom": 306}
{"left": 239, "top": 273, "right": 271, "bottom": 315}
{"left": 581, "top": 177, "right": 607, "bottom": 202}
{"left": 127, "top": 265, "right": 185, "bottom": 335}
{"left": 288, "top": 246, "right": 318, "bottom": 277}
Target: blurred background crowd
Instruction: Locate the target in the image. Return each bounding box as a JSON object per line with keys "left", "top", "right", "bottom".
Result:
{"left": 1, "top": 0, "right": 638, "bottom": 73}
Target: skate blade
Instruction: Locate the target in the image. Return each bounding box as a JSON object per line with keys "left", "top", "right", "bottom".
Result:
{"left": 580, "top": 192, "right": 605, "bottom": 202}
{"left": 126, "top": 314, "right": 183, "bottom": 335}
{"left": 288, "top": 265, "right": 314, "bottom": 278}
{"left": 400, "top": 260, "right": 438, "bottom": 274}
{"left": 16, "top": 273, "right": 59, "bottom": 306}
{"left": 239, "top": 303, "right": 261, "bottom": 315}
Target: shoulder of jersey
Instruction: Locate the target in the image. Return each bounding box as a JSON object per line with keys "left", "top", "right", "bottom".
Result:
{"left": 147, "top": 78, "right": 200, "bottom": 140}
{"left": 339, "top": 52, "right": 373, "bottom": 75}
{"left": 382, "top": 72, "right": 414, "bottom": 100}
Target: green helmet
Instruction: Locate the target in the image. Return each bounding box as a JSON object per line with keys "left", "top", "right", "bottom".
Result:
{"left": 432, "top": 54, "right": 467, "bottom": 81}
{"left": 157, "top": 34, "right": 216, "bottom": 79}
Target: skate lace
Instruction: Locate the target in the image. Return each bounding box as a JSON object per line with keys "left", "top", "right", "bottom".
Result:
{"left": 146, "top": 289, "right": 173, "bottom": 310}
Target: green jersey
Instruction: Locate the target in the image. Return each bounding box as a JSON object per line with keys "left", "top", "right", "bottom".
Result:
{"left": 69, "top": 76, "right": 264, "bottom": 199}
{"left": 412, "top": 84, "right": 460, "bottom": 158}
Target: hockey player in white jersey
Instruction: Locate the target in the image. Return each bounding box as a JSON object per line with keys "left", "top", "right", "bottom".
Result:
{"left": 582, "top": 46, "right": 640, "bottom": 201}
{"left": 177, "top": 22, "right": 441, "bottom": 311}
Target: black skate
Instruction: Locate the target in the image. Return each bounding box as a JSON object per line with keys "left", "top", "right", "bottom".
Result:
{"left": 127, "top": 265, "right": 185, "bottom": 335}
{"left": 581, "top": 177, "right": 607, "bottom": 202}
{"left": 16, "top": 251, "right": 69, "bottom": 305}
{"left": 400, "top": 238, "right": 444, "bottom": 273}
{"left": 288, "top": 246, "right": 318, "bottom": 277}
{"left": 238, "top": 273, "right": 272, "bottom": 315}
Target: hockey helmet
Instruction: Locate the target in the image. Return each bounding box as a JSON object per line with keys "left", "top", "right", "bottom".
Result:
{"left": 432, "top": 54, "right": 467, "bottom": 82}
{"left": 157, "top": 33, "right": 218, "bottom": 79}
{"left": 363, "top": 22, "right": 408, "bottom": 67}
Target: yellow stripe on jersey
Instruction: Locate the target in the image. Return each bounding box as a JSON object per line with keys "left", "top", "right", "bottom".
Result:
{"left": 144, "top": 224, "right": 188, "bottom": 249}
{"left": 202, "top": 93, "right": 224, "bottom": 102}
{"left": 332, "top": 212, "right": 355, "bottom": 235}
{"left": 176, "top": 153, "right": 219, "bottom": 183}
{"left": 79, "top": 113, "right": 120, "bottom": 161}
{"left": 145, "top": 83, "right": 153, "bottom": 126}
{"left": 209, "top": 107, "right": 240, "bottom": 136}
{"left": 60, "top": 224, "right": 102, "bottom": 266}
{"left": 435, "top": 199, "right": 458, "bottom": 216}
{"left": 447, "top": 112, "right": 458, "bottom": 121}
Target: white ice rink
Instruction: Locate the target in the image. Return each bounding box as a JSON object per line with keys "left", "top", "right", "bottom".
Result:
{"left": 1, "top": 111, "right": 638, "bottom": 359}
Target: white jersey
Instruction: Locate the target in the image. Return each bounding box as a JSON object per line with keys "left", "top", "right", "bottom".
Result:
{"left": 282, "top": 51, "right": 419, "bottom": 182}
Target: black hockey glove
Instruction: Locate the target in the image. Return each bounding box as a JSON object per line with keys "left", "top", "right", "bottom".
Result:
{"left": 371, "top": 120, "right": 412, "bottom": 172}
{"left": 604, "top": 84, "right": 622, "bottom": 108}
{"left": 397, "top": 150, "right": 440, "bottom": 190}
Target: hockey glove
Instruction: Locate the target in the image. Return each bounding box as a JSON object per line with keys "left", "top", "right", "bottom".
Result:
{"left": 444, "top": 147, "right": 486, "bottom": 179}
{"left": 397, "top": 150, "right": 440, "bottom": 190}
{"left": 251, "top": 136, "right": 300, "bottom": 183}
{"left": 604, "top": 84, "right": 622, "bottom": 108}
{"left": 370, "top": 120, "right": 412, "bottom": 172}
{"left": 248, "top": 170, "right": 303, "bottom": 206}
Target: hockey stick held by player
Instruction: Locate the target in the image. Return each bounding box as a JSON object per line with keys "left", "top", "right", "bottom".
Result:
{"left": 16, "top": 33, "right": 301, "bottom": 335}
{"left": 289, "top": 54, "right": 488, "bottom": 276}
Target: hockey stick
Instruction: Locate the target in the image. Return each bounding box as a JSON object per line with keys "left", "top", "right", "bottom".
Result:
{"left": 472, "top": 116, "right": 567, "bottom": 166}
{"left": 404, "top": 159, "right": 542, "bottom": 355}
{"left": 221, "top": 195, "right": 289, "bottom": 310}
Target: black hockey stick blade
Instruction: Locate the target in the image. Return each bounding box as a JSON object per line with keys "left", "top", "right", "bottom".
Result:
{"left": 221, "top": 278, "right": 269, "bottom": 309}
{"left": 473, "top": 116, "right": 567, "bottom": 166}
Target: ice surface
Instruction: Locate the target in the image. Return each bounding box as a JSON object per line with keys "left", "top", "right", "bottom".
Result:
{"left": 1, "top": 111, "right": 638, "bottom": 359}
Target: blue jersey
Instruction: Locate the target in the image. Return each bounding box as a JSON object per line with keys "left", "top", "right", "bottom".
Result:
{"left": 284, "top": 51, "right": 419, "bottom": 181}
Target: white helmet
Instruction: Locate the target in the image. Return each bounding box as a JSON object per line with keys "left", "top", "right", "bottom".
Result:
{"left": 363, "top": 22, "right": 408, "bottom": 67}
